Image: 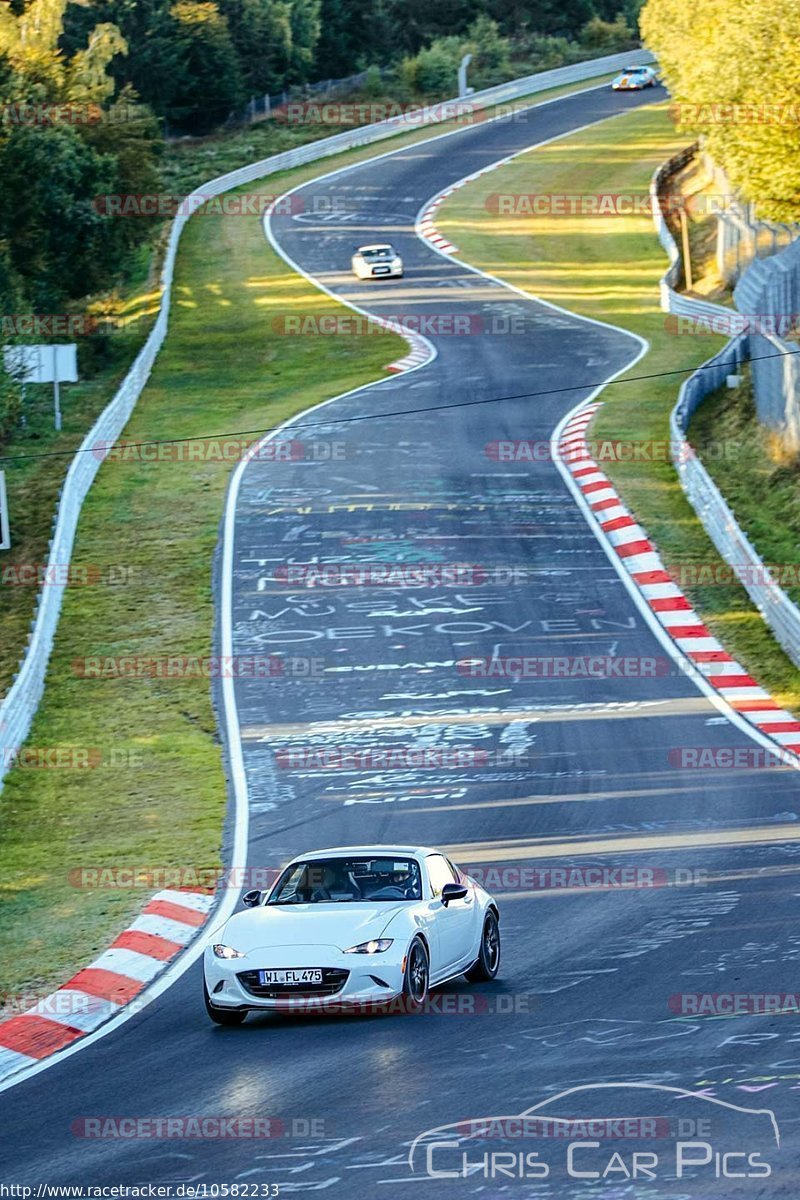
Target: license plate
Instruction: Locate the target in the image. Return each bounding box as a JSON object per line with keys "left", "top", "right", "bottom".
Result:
{"left": 373, "top": 266, "right": 390, "bottom": 275}
{"left": 259, "top": 968, "right": 323, "bottom": 986}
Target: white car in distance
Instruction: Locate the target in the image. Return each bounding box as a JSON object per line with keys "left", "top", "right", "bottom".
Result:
{"left": 351, "top": 243, "right": 404, "bottom": 279}
{"left": 203, "top": 845, "right": 500, "bottom": 1024}
{"left": 611, "top": 64, "right": 658, "bottom": 90}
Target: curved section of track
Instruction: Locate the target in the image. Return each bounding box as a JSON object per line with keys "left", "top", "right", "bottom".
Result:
{"left": 2, "top": 85, "right": 799, "bottom": 1197}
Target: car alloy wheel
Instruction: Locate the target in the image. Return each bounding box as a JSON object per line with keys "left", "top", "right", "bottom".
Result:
{"left": 465, "top": 911, "right": 501, "bottom": 981}
{"left": 403, "top": 938, "right": 429, "bottom": 1011}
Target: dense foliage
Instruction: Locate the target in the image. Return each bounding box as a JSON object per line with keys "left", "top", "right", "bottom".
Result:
{"left": 642, "top": 0, "right": 800, "bottom": 221}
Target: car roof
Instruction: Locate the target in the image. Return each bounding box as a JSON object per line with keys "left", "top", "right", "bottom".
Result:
{"left": 356, "top": 243, "right": 393, "bottom": 252}
{"left": 291, "top": 845, "right": 439, "bottom": 861}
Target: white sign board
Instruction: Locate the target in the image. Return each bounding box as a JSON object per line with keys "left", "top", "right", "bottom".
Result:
{"left": 3, "top": 344, "right": 77, "bottom": 383}
{"left": 0, "top": 470, "right": 9, "bottom": 550}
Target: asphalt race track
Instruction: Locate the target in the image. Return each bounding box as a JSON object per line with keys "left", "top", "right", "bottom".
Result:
{"left": 2, "top": 84, "right": 800, "bottom": 1197}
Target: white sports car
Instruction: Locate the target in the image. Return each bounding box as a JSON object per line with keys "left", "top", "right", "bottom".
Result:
{"left": 203, "top": 845, "right": 500, "bottom": 1024}
{"left": 611, "top": 65, "right": 658, "bottom": 91}
{"left": 351, "top": 243, "right": 404, "bottom": 279}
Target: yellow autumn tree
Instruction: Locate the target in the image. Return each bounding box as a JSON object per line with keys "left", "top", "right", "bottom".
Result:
{"left": 641, "top": 0, "right": 800, "bottom": 221}
{"left": 0, "top": 0, "right": 127, "bottom": 101}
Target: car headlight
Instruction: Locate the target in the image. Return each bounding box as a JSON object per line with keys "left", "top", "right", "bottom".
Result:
{"left": 213, "top": 944, "right": 245, "bottom": 959}
{"left": 391, "top": 259, "right": 402, "bottom": 269}
{"left": 343, "top": 939, "right": 393, "bottom": 954}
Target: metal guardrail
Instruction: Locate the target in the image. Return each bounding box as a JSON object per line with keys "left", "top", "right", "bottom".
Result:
{"left": 650, "top": 148, "right": 741, "bottom": 333}
{"left": 655, "top": 150, "right": 800, "bottom": 669}
{"left": 670, "top": 334, "right": 800, "bottom": 667}
{"left": 0, "top": 49, "right": 655, "bottom": 788}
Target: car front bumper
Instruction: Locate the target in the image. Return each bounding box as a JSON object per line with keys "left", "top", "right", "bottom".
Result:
{"left": 204, "top": 944, "right": 406, "bottom": 1012}
{"left": 353, "top": 263, "right": 404, "bottom": 279}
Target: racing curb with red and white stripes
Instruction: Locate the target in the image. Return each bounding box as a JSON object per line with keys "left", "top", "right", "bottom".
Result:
{"left": 384, "top": 322, "right": 431, "bottom": 372}
{"left": 559, "top": 401, "right": 800, "bottom": 758}
{"left": 0, "top": 888, "right": 214, "bottom": 1082}
{"left": 417, "top": 157, "right": 513, "bottom": 256}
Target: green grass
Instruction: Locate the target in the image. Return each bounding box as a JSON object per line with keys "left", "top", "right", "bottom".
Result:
{"left": 438, "top": 102, "right": 800, "bottom": 713}
{"left": 692, "top": 370, "right": 800, "bottom": 608}
{"left": 0, "top": 276, "right": 160, "bottom": 699}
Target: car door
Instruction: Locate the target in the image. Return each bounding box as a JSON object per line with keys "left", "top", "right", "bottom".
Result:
{"left": 427, "top": 854, "right": 478, "bottom": 976}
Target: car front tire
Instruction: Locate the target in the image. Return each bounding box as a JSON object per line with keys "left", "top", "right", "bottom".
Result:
{"left": 465, "top": 911, "right": 501, "bottom": 982}
{"left": 402, "top": 938, "right": 429, "bottom": 1012}
{"left": 204, "top": 980, "right": 247, "bottom": 1026}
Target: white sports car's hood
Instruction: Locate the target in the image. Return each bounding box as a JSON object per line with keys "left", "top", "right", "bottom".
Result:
{"left": 222, "top": 902, "right": 406, "bottom": 950}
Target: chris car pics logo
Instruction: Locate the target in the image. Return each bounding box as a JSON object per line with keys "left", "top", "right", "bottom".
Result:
{"left": 407, "top": 1083, "right": 779, "bottom": 1184}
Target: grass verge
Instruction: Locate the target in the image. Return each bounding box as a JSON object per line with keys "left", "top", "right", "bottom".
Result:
{"left": 437, "top": 102, "right": 800, "bottom": 712}
{"left": 692, "top": 369, "right": 800, "bottom": 608}
{"left": 0, "top": 176, "right": 408, "bottom": 1005}
{"left": 0, "top": 263, "right": 159, "bottom": 699}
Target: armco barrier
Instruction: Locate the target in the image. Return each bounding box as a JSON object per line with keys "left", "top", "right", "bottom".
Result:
{"left": 650, "top": 147, "right": 740, "bottom": 333}
{"left": 670, "top": 334, "right": 800, "bottom": 668}
{"left": 654, "top": 151, "right": 800, "bottom": 670}
{"left": 0, "top": 50, "right": 654, "bottom": 789}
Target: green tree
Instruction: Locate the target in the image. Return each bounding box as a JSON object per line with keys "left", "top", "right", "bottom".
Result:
{"left": 579, "top": 14, "right": 632, "bottom": 50}
{"left": 0, "top": 0, "right": 128, "bottom": 98}
{"left": 465, "top": 14, "right": 511, "bottom": 88}
{"left": 62, "top": 0, "right": 183, "bottom": 119}
{"left": 166, "top": 1, "right": 245, "bottom": 131}
{"left": 0, "top": 124, "right": 117, "bottom": 307}
{"left": 286, "top": 0, "right": 320, "bottom": 81}
{"left": 314, "top": 0, "right": 394, "bottom": 77}
{"left": 218, "top": 0, "right": 292, "bottom": 93}
{"left": 0, "top": 244, "right": 23, "bottom": 440}
{"left": 486, "top": 0, "right": 596, "bottom": 37}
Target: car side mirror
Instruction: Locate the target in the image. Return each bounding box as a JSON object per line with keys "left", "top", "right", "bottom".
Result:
{"left": 242, "top": 889, "right": 262, "bottom": 908}
{"left": 441, "top": 882, "right": 468, "bottom": 907}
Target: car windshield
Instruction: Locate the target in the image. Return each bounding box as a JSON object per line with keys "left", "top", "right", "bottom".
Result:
{"left": 268, "top": 856, "right": 422, "bottom": 903}
{"left": 361, "top": 247, "right": 393, "bottom": 260}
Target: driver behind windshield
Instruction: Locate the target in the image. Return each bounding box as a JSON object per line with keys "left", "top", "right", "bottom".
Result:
{"left": 270, "top": 857, "right": 422, "bottom": 903}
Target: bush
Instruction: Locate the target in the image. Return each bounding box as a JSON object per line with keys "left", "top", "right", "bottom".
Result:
{"left": 361, "top": 64, "right": 384, "bottom": 96}
{"left": 579, "top": 14, "right": 634, "bottom": 50}
{"left": 0, "top": 372, "right": 22, "bottom": 445}
{"left": 466, "top": 15, "right": 511, "bottom": 89}
{"left": 512, "top": 32, "right": 581, "bottom": 71}
{"left": 406, "top": 36, "right": 464, "bottom": 96}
